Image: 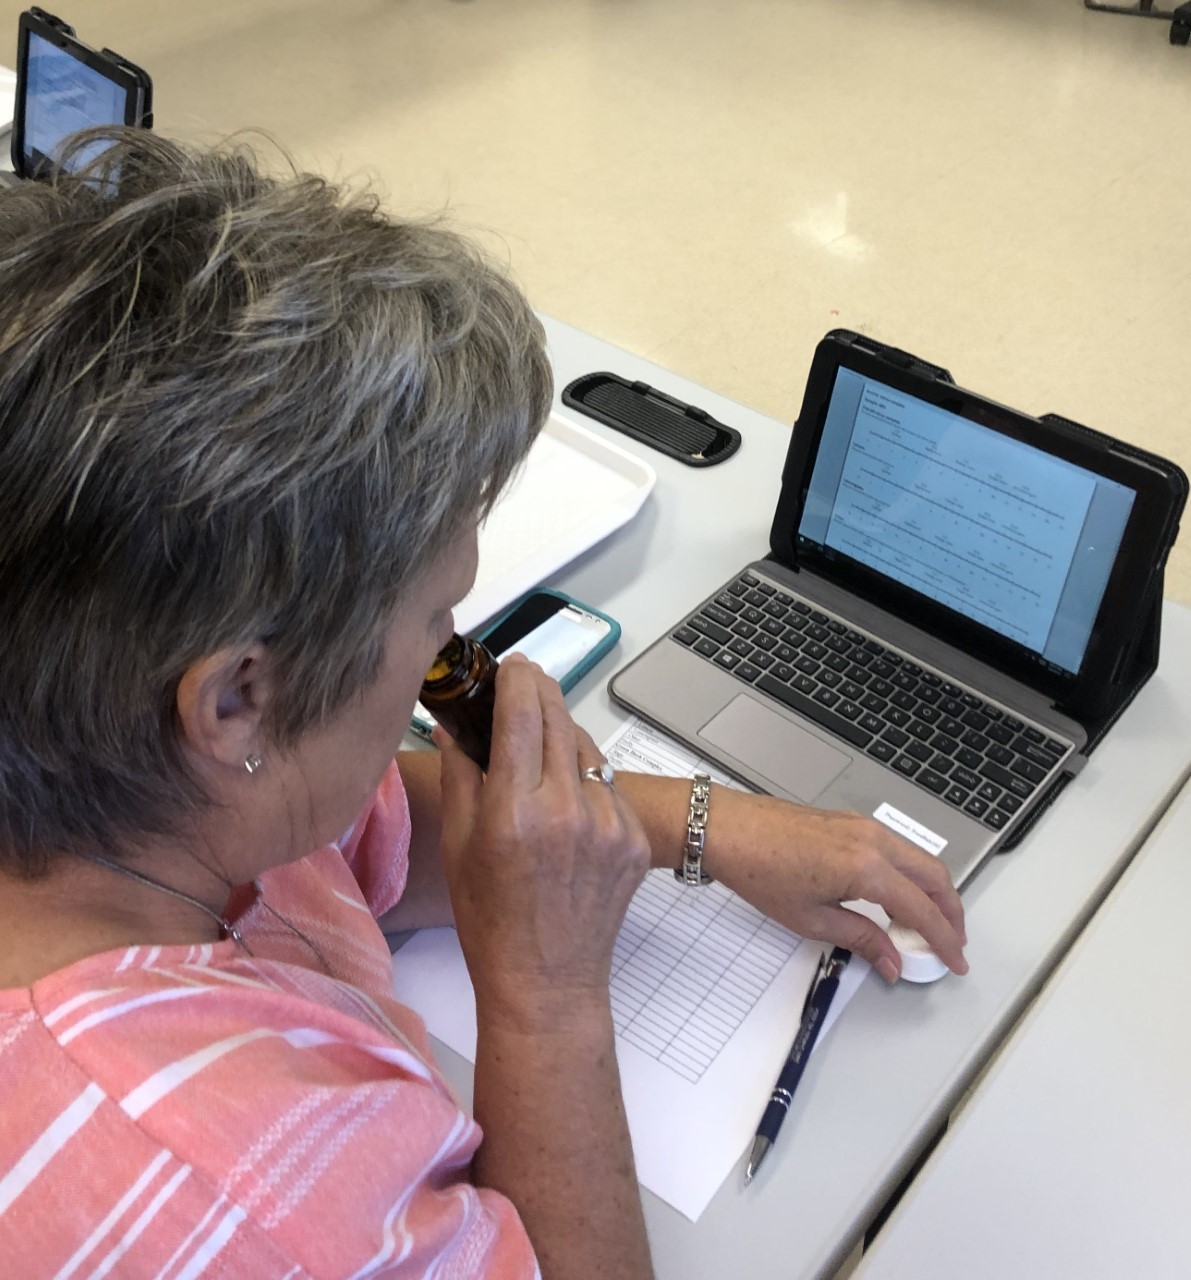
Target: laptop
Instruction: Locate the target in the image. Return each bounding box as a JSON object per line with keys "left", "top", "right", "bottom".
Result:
{"left": 611, "top": 330, "right": 1185, "bottom": 891}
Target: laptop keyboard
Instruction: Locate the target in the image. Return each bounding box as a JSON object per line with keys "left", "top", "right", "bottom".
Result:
{"left": 672, "top": 572, "right": 1071, "bottom": 832}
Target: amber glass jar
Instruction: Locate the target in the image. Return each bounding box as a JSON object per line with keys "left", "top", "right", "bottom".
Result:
{"left": 419, "top": 635, "right": 499, "bottom": 770}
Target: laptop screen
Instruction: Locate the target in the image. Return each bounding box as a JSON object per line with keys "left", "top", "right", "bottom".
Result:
{"left": 797, "top": 368, "right": 1136, "bottom": 675}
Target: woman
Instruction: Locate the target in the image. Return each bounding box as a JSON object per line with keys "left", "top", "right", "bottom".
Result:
{"left": 0, "top": 133, "right": 965, "bottom": 1279}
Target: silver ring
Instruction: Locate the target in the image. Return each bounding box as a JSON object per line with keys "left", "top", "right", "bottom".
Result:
{"left": 579, "top": 762, "right": 616, "bottom": 786}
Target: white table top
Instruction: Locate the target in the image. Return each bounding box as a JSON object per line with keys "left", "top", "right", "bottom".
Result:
{"left": 422, "top": 314, "right": 1191, "bottom": 1279}
{"left": 852, "top": 778, "right": 1191, "bottom": 1280}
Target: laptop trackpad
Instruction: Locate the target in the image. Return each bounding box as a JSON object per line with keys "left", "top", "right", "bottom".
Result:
{"left": 699, "top": 694, "right": 851, "bottom": 802}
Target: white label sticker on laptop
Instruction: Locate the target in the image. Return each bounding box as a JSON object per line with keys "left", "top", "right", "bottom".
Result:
{"left": 873, "top": 803, "right": 948, "bottom": 857}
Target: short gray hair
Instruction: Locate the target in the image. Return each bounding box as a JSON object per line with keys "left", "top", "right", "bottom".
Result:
{"left": 0, "top": 130, "right": 552, "bottom": 874}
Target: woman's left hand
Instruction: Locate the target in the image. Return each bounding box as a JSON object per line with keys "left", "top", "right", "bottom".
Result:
{"left": 614, "top": 772, "right": 967, "bottom": 983}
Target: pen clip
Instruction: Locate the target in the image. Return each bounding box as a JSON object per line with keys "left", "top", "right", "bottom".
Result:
{"left": 800, "top": 951, "right": 828, "bottom": 1019}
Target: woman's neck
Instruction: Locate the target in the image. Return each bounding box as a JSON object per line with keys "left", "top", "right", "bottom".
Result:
{"left": 0, "top": 851, "right": 234, "bottom": 989}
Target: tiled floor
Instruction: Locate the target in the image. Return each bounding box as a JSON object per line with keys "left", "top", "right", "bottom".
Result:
{"left": 5, "top": 0, "right": 1186, "bottom": 598}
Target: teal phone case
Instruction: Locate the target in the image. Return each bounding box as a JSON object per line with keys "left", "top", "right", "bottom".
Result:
{"left": 476, "top": 588, "right": 621, "bottom": 694}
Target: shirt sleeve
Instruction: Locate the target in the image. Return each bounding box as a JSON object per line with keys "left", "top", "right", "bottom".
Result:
{"left": 338, "top": 760, "right": 413, "bottom": 919}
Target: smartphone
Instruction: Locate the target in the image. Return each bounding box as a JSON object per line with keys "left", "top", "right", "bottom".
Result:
{"left": 11, "top": 7, "right": 152, "bottom": 181}
{"left": 412, "top": 589, "right": 620, "bottom": 739}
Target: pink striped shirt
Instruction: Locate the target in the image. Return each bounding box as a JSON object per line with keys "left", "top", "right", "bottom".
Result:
{"left": 0, "top": 763, "right": 538, "bottom": 1278}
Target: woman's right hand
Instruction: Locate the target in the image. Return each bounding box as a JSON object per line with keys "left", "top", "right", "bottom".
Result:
{"left": 434, "top": 654, "right": 650, "bottom": 1031}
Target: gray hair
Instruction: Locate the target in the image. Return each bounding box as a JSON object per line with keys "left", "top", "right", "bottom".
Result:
{"left": 0, "top": 130, "right": 552, "bottom": 874}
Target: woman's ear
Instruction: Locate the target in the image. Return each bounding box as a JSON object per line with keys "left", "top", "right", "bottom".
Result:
{"left": 175, "top": 644, "right": 273, "bottom": 772}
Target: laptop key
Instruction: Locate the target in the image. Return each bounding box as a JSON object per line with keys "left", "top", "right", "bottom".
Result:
{"left": 790, "top": 600, "right": 811, "bottom": 615}
{"left": 846, "top": 629, "right": 866, "bottom": 644}
{"left": 907, "top": 721, "right": 934, "bottom": 742}
{"left": 938, "top": 715, "right": 964, "bottom": 737}
{"left": 863, "top": 639, "right": 886, "bottom": 655}
{"left": 792, "top": 674, "right": 816, "bottom": 695}
{"left": 961, "top": 730, "right": 989, "bottom": 752}
{"left": 694, "top": 638, "right": 720, "bottom": 658}
{"left": 849, "top": 646, "right": 874, "bottom": 667}
{"left": 984, "top": 808, "right": 1010, "bottom": 830}
{"left": 939, "top": 696, "right": 964, "bottom": 718}
{"left": 1023, "top": 726, "right": 1045, "bottom": 744}
{"left": 929, "top": 753, "right": 954, "bottom": 774}
{"left": 893, "top": 671, "right": 918, "bottom": 692}
{"left": 755, "top": 582, "right": 776, "bottom": 597}
{"left": 795, "top": 656, "right": 819, "bottom": 675}
{"left": 731, "top": 620, "right": 757, "bottom": 639}
{"left": 837, "top": 700, "right": 862, "bottom": 721}
{"left": 763, "top": 600, "right": 788, "bottom": 620}
{"left": 918, "top": 768, "right": 948, "bottom": 795}
{"left": 840, "top": 680, "right": 864, "bottom": 701}
{"left": 826, "top": 620, "right": 847, "bottom": 635}
{"left": 809, "top": 610, "right": 829, "bottom": 624}
{"left": 753, "top": 633, "right": 778, "bottom": 652}
{"left": 846, "top": 664, "right": 872, "bottom": 685}
{"left": 868, "top": 739, "right": 896, "bottom": 762}
{"left": 727, "top": 579, "right": 750, "bottom": 597}
{"left": 917, "top": 704, "right": 942, "bottom": 724}
{"left": 961, "top": 708, "right": 990, "bottom": 732}
{"left": 774, "top": 643, "right": 798, "bottom": 663}
{"left": 715, "top": 592, "right": 745, "bottom": 613}
{"left": 804, "top": 642, "right": 827, "bottom": 660}
{"left": 775, "top": 592, "right": 794, "bottom": 606}
{"left": 894, "top": 755, "right": 920, "bottom": 777}
{"left": 862, "top": 693, "right": 886, "bottom": 714}
{"left": 824, "top": 654, "right": 850, "bottom": 673}
{"left": 986, "top": 722, "right": 1014, "bottom": 745}
{"left": 740, "top": 572, "right": 760, "bottom": 587}
{"left": 870, "top": 659, "right": 895, "bottom": 680}
{"left": 1013, "top": 738, "right": 1058, "bottom": 769}
{"left": 1011, "top": 757, "right": 1047, "bottom": 785}
{"left": 979, "top": 760, "right": 1036, "bottom": 797}
{"left": 1002, "top": 715, "right": 1024, "bottom": 732}
{"left": 814, "top": 688, "right": 841, "bottom": 708}
{"left": 977, "top": 781, "right": 1001, "bottom": 803}
{"left": 736, "top": 662, "right": 762, "bottom": 683}
{"left": 960, "top": 693, "right": 982, "bottom": 708}
{"left": 945, "top": 784, "right": 970, "bottom": 806}
{"left": 806, "top": 624, "right": 829, "bottom": 642}
{"left": 917, "top": 685, "right": 942, "bottom": 705}
{"left": 931, "top": 733, "right": 959, "bottom": 755}
{"left": 885, "top": 707, "right": 910, "bottom": 727}
{"left": 957, "top": 747, "right": 983, "bottom": 771}
{"left": 783, "top": 617, "right": 809, "bottom": 636}
{"left": 998, "top": 793, "right": 1023, "bottom": 813}
{"left": 674, "top": 626, "right": 698, "bottom": 646}
{"left": 744, "top": 590, "right": 768, "bottom": 607}
{"left": 870, "top": 678, "right": 895, "bottom": 698}
{"left": 987, "top": 743, "right": 1013, "bottom": 766}
{"left": 919, "top": 672, "right": 941, "bottom": 687}
{"left": 714, "top": 651, "right": 740, "bottom": 671}
{"left": 964, "top": 797, "right": 989, "bottom": 817}
{"left": 859, "top": 712, "right": 884, "bottom": 734}
{"left": 1043, "top": 736, "right": 1067, "bottom": 756}
{"left": 772, "top": 663, "right": 796, "bottom": 682}
{"left": 761, "top": 618, "right": 785, "bottom": 637}
{"left": 691, "top": 616, "right": 732, "bottom": 644}
{"left": 749, "top": 651, "right": 775, "bottom": 670}
{"left": 942, "top": 682, "right": 962, "bottom": 697}
{"left": 884, "top": 652, "right": 903, "bottom": 667}
{"left": 907, "top": 741, "right": 933, "bottom": 763}
{"left": 754, "top": 675, "right": 874, "bottom": 749}
{"left": 742, "top": 606, "right": 764, "bottom": 625}
{"left": 951, "top": 765, "right": 981, "bottom": 790}
{"left": 881, "top": 726, "right": 910, "bottom": 749}
{"left": 825, "top": 635, "right": 851, "bottom": 655}
{"left": 729, "top": 638, "right": 753, "bottom": 657}
{"left": 819, "top": 670, "right": 842, "bottom": 689}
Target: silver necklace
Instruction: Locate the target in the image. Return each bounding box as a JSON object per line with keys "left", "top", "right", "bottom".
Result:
{"left": 82, "top": 852, "right": 335, "bottom": 974}
{"left": 83, "top": 851, "right": 255, "bottom": 954}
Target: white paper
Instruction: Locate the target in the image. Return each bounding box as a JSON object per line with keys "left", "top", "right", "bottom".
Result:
{"left": 391, "top": 716, "right": 869, "bottom": 1221}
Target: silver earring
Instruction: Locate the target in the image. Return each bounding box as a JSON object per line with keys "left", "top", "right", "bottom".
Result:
{"left": 244, "top": 754, "right": 263, "bottom": 775}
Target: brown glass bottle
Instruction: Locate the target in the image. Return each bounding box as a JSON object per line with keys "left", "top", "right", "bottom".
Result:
{"left": 419, "top": 635, "right": 499, "bottom": 770}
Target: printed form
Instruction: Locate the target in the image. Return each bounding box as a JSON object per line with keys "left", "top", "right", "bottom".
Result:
{"left": 391, "top": 717, "right": 869, "bottom": 1220}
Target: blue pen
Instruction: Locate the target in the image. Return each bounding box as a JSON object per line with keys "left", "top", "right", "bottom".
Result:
{"left": 745, "top": 946, "right": 852, "bottom": 1184}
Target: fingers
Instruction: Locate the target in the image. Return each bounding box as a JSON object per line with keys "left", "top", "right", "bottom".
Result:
{"left": 877, "top": 830, "right": 967, "bottom": 947}
{"left": 812, "top": 904, "right": 904, "bottom": 983}
{"left": 485, "top": 654, "right": 545, "bottom": 789}
{"left": 862, "top": 853, "right": 968, "bottom": 976}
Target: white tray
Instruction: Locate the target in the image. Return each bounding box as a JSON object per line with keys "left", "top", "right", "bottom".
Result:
{"left": 455, "top": 412, "right": 656, "bottom": 633}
